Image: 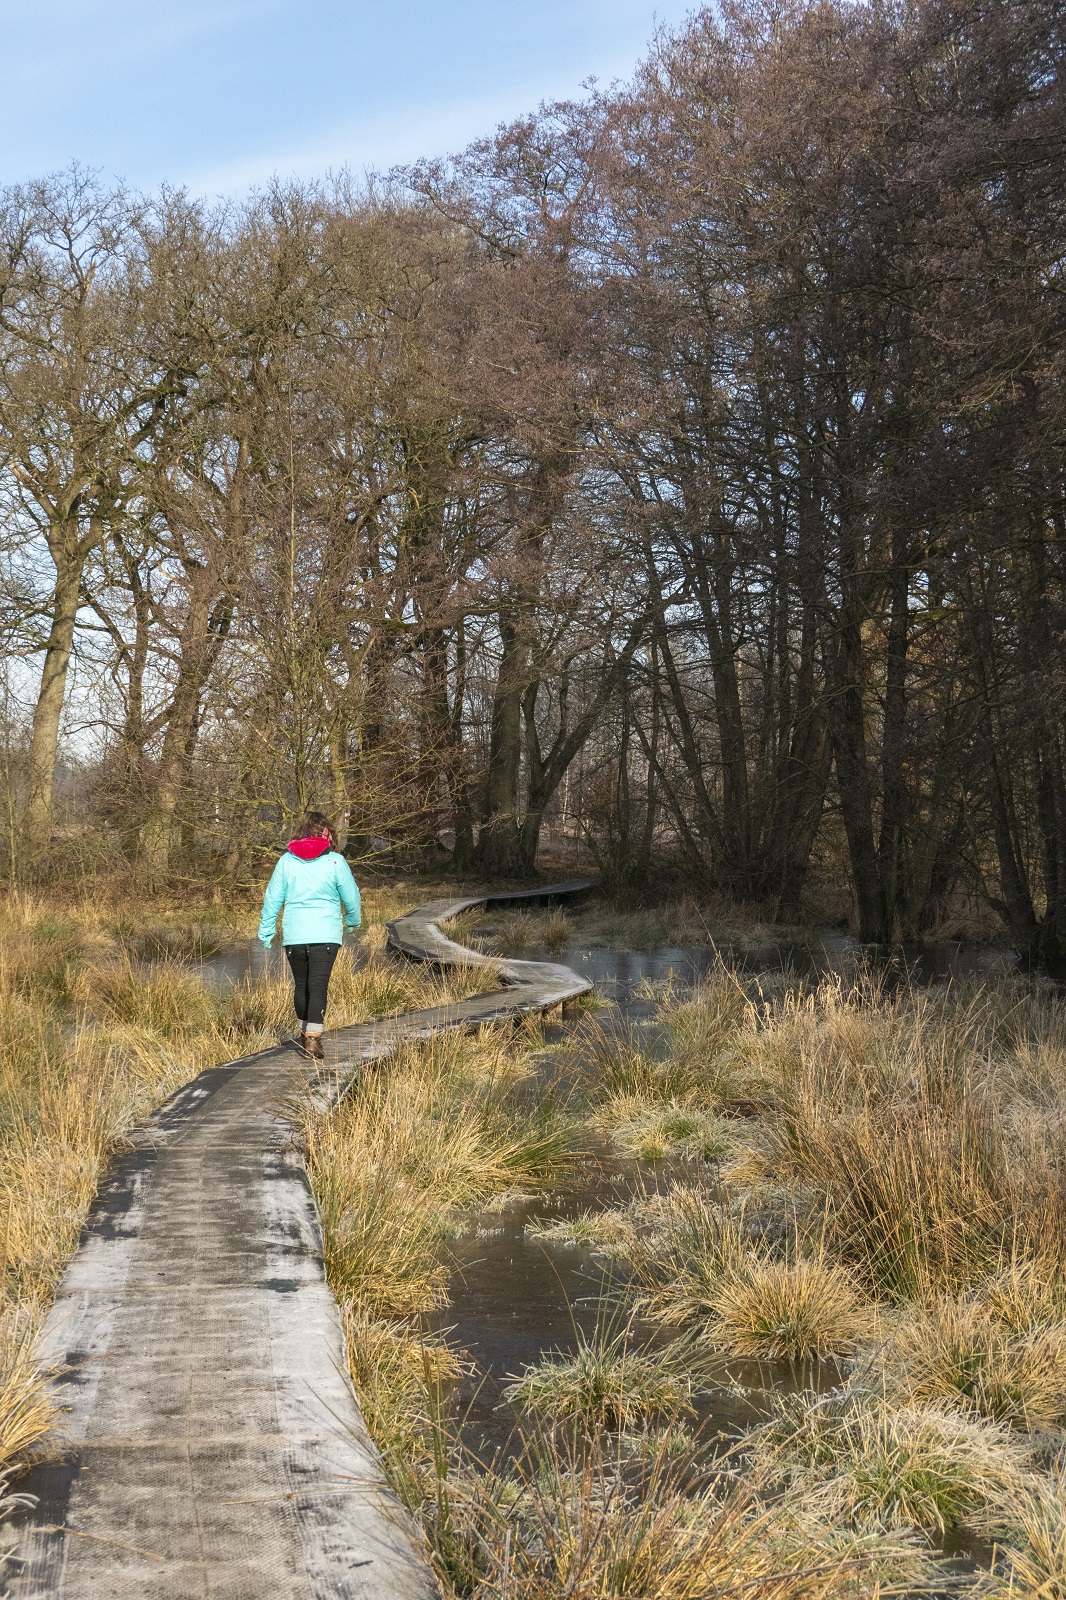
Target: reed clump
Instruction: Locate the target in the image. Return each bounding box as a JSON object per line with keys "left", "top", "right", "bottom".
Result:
{"left": 303, "top": 1024, "right": 582, "bottom": 1433}
{"left": 304, "top": 908, "right": 1066, "bottom": 1596}
{"left": 409, "top": 1423, "right": 931, "bottom": 1600}
{"left": 739, "top": 977, "right": 1066, "bottom": 1301}
{"left": 982, "top": 1468, "right": 1066, "bottom": 1600}
{"left": 601, "top": 1099, "right": 736, "bottom": 1162}
{"left": 624, "top": 1185, "right": 877, "bottom": 1361}
{"left": 341, "top": 1306, "right": 467, "bottom": 1464}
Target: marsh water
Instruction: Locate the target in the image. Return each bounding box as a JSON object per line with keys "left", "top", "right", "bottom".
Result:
{"left": 192, "top": 925, "right": 1021, "bottom": 1469}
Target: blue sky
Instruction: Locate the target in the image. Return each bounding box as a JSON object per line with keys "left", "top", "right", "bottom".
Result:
{"left": 1, "top": 1, "right": 698, "bottom": 196}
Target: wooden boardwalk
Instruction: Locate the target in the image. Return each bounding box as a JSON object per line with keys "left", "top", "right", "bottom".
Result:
{"left": 9, "top": 885, "right": 592, "bottom": 1599}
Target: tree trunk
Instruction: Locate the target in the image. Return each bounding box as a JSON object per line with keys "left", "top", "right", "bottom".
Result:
{"left": 825, "top": 615, "right": 885, "bottom": 942}
{"left": 878, "top": 550, "right": 910, "bottom": 939}
{"left": 475, "top": 617, "right": 529, "bottom": 878}
{"left": 140, "top": 583, "right": 226, "bottom": 884}
{"left": 22, "top": 548, "right": 84, "bottom": 852}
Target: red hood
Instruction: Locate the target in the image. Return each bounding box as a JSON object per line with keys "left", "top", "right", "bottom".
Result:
{"left": 288, "top": 837, "right": 332, "bottom": 860}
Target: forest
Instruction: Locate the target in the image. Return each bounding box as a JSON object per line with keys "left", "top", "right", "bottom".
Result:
{"left": 1, "top": 0, "right": 1064, "bottom": 953}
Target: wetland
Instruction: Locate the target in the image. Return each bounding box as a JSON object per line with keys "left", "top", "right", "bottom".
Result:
{"left": 1, "top": 883, "right": 1064, "bottom": 1600}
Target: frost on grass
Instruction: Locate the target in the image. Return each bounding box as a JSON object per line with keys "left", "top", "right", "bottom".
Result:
{"left": 747, "top": 1389, "right": 1037, "bottom": 1536}
{"left": 504, "top": 1321, "right": 706, "bottom": 1430}
{"left": 875, "top": 1297, "right": 1066, "bottom": 1430}
{"left": 526, "top": 1206, "right": 637, "bottom": 1256}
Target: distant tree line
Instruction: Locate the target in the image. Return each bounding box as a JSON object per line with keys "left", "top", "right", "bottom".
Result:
{"left": 1, "top": 0, "right": 1064, "bottom": 952}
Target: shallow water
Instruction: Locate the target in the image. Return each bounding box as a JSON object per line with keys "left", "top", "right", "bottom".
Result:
{"left": 192, "top": 925, "right": 1021, "bottom": 995}
{"left": 436, "top": 1153, "right": 833, "bottom": 1459}
{"left": 198, "top": 941, "right": 289, "bottom": 986}
{"left": 542, "top": 933, "right": 1021, "bottom": 998}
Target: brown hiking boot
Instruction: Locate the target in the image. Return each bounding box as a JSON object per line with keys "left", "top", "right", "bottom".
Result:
{"left": 304, "top": 1034, "right": 325, "bottom": 1061}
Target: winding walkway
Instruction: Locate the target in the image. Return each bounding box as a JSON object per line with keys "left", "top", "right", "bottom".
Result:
{"left": 11, "top": 882, "right": 593, "bottom": 1600}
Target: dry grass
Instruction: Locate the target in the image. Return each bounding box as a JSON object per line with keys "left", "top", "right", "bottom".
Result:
{"left": 658, "top": 966, "right": 759, "bottom": 1071}
{"left": 570, "top": 967, "right": 757, "bottom": 1114}
{"left": 978, "top": 1256, "right": 1066, "bottom": 1335}
{"left": 341, "top": 1306, "right": 467, "bottom": 1464}
{"left": 761, "top": 1091, "right": 1058, "bottom": 1302}
{"left": 622, "top": 1184, "right": 875, "bottom": 1361}
{"left": 470, "top": 893, "right": 790, "bottom": 955}
{"left": 0, "top": 1314, "right": 56, "bottom": 1468}
{"left": 710, "top": 1255, "right": 876, "bottom": 1362}
{"left": 738, "top": 977, "right": 1066, "bottom": 1301}
{"left": 414, "top": 1426, "right": 931, "bottom": 1600}
{"left": 526, "top": 1207, "right": 638, "bottom": 1256}
{"left": 300, "top": 911, "right": 1066, "bottom": 1591}
{"left": 316, "top": 1158, "right": 452, "bottom": 1318}
{"left": 628, "top": 1184, "right": 753, "bottom": 1322}
{"left": 305, "top": 1030, "right": 578, "bottom": 1210}
{"left": 306, "top": 1028, "right": 581, "bottom": 1319}
{"left": 983, "top": 1468, "right": 1066, "bottom": 1600}
{"left": 305, "top": 1025, "right": 583, "bottom": 1321}
{"left": 303, "top": 1023, "right": 583, "bottom": 1428}
{"left": 599, "top": 1098, "right": 736, "bottom": 1162}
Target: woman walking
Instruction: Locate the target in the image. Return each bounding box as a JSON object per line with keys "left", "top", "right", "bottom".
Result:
{"left": 258, "top": 811, "right": 361, "bottom": 1059}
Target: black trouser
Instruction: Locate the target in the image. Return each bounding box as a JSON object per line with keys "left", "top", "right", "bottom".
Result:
{"left": 284, "top": 943, "right": 340, "bottom": 1030}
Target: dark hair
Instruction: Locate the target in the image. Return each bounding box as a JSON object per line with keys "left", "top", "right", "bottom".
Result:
{"left": 293, "top": 810, "right": 335, "bottom": 845}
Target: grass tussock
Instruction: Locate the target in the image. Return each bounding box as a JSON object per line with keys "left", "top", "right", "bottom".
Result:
{"left": 748, "top": 1389, "right": 1035, "bottom": 1536}
{"left": 342, "top": 1306, "right": 467, "bottom": 1463}
{"left": 710, "top": 1256, "right": 876, "bottom": 1362}
{"left": 306, "top": 1028, "right": 582, "bottom": 1317}
{"left": 876, "top": 1298, "right": 1066, "bottom": 1429}
{"left": 302, "top": 906, "right": 1066, "bottom": 1592}
{"left": 527, "top": 1206, "right": 642, "bottom": 1256}
{"left": 978, "top": 1256, "right": 1066, "bottom": 1335}
{"left": 503, "top": 1319, "right": 702, "bottom": 1430}
{"left": 626, "top": 1185, "right": 877, "bottom": 1361}
{"left": 744, "top": 976, "right": 1066, "bottom": 1302}
{"left": 304, "top": 1023, "right": 582, "bottom": 1415}
{"left": 601, "top": 1099, "right": 736, "bottom": 1162}
{"left": 983, "top": 1468, "right": 1066, "bottom": 1600}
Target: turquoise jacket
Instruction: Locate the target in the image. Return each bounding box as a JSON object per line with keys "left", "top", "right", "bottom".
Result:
{"left": 257, "top": 850, "right": 361, "bottom": 947}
